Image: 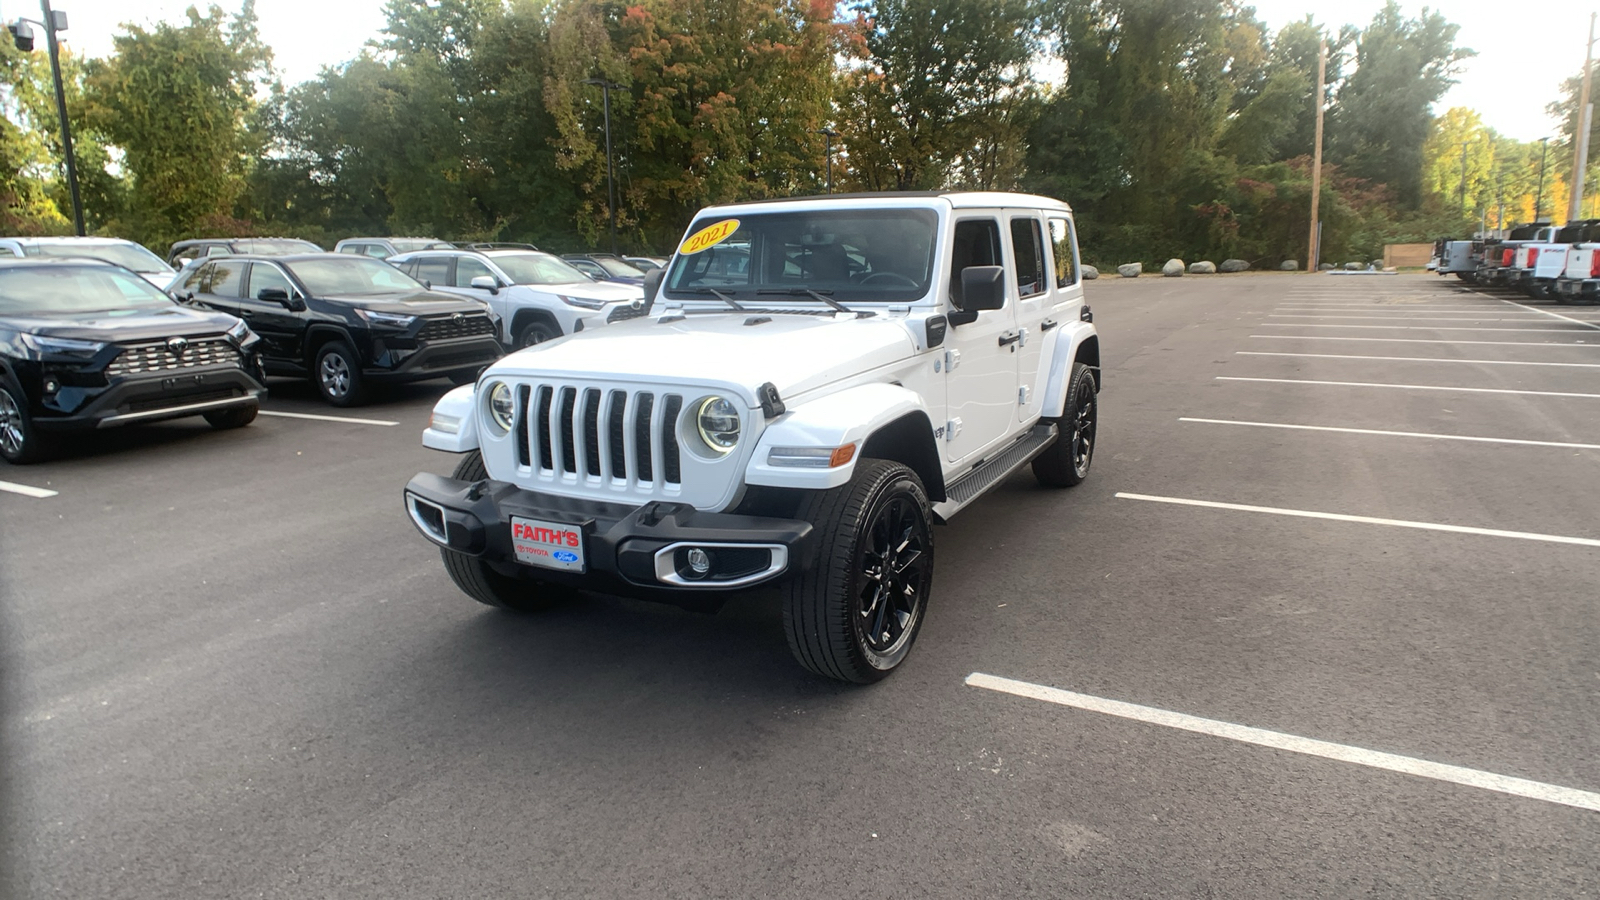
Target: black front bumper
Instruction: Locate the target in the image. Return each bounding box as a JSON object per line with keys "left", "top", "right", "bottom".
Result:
{"left": 367, "top": 336, "right": 503, "bottom": 383}
{"left": 32, "top": 367, "right": 266, "bottom": 432}
{"left": 403, "top": 473, "right": 814, "bottom": 594}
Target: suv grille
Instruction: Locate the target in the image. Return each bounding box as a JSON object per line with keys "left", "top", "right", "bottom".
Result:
{"left": 606, "top": 302, "right": 649, "bottom": 323}
{"left": 418, "top": 313, "right": 496, "bottom": 342}
{"left": 516, "top": 383, "right": 682, "bottom": 486}
{"left": 106, "top": 337, "right": 240, "bottom": 378}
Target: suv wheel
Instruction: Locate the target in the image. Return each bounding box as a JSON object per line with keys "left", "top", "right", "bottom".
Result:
{"left": 314, "top": 341, "right": 366, "bottom": 406}
{"left": 0, "top": 384, "right": 52, "bottom": 464}
{"left": 515, "top": 320, "right": 560, "bottom": 349}
{"left": 784, "top": 459, "right": 935, "bottom": 683}
{"left": 204, "top": 403, "right": 258, "bottom": 430}
{"left": 1032, "top": 362, "right": 1097, "bottom": 487}
{"left": 439, "top": 452, "right": 567, "bottom": 612}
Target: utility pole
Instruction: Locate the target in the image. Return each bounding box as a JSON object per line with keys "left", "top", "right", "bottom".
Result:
{"left": 11, "top": 1, "right": 86, "bottom": 234}
{"left": 1306, "top": 38, "right": 1326, "bottom": 272}
{"left": 1459, "top": 142, "right": 1469, "bottom": 214}
{"left": 1569, "top": 12, "right": 1595, "bottom": 224}
{"left": 815, "top": 128, "right": 839, "bottom": 193}
{"left": 582, "top": 77, "right": 622, "bottom": 255}
{"left": 1535, "top": 137, "right": 1550, "bottom": 221}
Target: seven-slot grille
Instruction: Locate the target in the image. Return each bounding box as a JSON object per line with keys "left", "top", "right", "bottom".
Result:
{"left": 105, "top": 337, "right": 240, "bottom": 378}
{"left": 515, "top": 383, "right": 682, "bottom": 486}
{"left": 418, "top": 313, "right": 496, "bottom": 341}
{"left": 606, "top": 302, "right": 649, "bottom": 323}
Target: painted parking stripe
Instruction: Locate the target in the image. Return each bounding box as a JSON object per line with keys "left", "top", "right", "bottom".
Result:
{"left": 1250, "top": 335, "right": 1600, "bottom": 347}
{"left": 1178, "top": 417, "right": 1600, "bottom": 451}
{"left": 1481, "top": 292, "right": 1600, "bottom": 331}
{"left": 1114, "top": 491, "right": 1600, "bottom": 548}
{"left": 1261, "top": 324, "right": 1590, "bottom": 332}
{"left": 257, "top": 410, "right": 399, "bottom": 427}
{"left": 1237, "top": 351, "right": 1600, "bottom": 368}
{"left": 1269, "top": 314, "right": 1548, "bottom": 321}
{"left": 1216, "top": 376, "right": 1600, "bottom": 400}
{"left": 965, "top": 673, "right": 1600, "bottom": 813}
{"left": 1275, "top": 307, "right": 1526, "bottom": 313}
{"left": 0, "top": 480, "right": 58, "bottom": 498}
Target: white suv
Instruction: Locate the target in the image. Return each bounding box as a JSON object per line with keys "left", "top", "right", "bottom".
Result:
{"left": 0, "top": 236, "right": 176, "bottom": 288}
{"left": 388, "top": 248, "right": 647, "bottom": 347}
{"left": 403, "top": 192, "right": 1101, "bottom": 682}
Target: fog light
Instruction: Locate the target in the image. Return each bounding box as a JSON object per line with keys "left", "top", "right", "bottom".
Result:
{"left": 687, "top": 548, "right": 711, "bottom": 576}
{"left": 42, "top": 377, "right": 60, "bottom": 394}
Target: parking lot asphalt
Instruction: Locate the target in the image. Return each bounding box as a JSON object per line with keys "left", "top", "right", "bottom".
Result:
{"left": 3, "top": 273, "right": 1598, "bottom": 898}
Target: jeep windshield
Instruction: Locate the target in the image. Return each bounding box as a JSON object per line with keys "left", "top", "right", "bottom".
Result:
{"left": 664, "top": 209, "right": 937, "bottom": 303}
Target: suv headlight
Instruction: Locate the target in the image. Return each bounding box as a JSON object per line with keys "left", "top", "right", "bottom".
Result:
{"left": 694, "top": 395, "right": 740, "bottom": 454}
{"left": 19, "top": 333, "right": 105, "bottom": 359}
{"left": 353, "top": 308, "right": 417, "bottom": 329}
{"left": 557, "top": 294, "right": 606, "bottom": 310}
{"left": 484, "top": 381, "right": 515, "bottom": 434}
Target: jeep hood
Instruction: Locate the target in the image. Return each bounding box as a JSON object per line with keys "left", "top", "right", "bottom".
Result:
{"left": 490, "top": 311, "right": 918, "bottom": 400}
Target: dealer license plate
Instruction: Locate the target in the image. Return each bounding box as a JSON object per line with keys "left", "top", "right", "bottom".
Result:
{"left": 510, "top": 516, "right": 586, "bottom": 573}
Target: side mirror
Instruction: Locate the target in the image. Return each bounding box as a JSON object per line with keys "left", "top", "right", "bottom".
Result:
{"left": 258, "top": 287, "right": 305, "bottom": 311}
{"left": 959, "top": 266, "right": 1006, "bottom": 311}
{"left": 469, "top": 275, "right": 500, "bottom": 294}
{"left": 642, "top": 267, "right": 665, "bottom": 303}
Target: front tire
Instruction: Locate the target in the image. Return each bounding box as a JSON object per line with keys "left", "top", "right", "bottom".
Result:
{"left": 0, "top": 384, "right": 52, "bottom": 465}
{"left": 784, "top": 459, "right": 935, "bottom": 683}
{"left": 313, "top": 341, "right": 367, "bottom": 406}
{"left": 439, "top": 451, "right": 564, "bottom": 612}
{"left": 515, "top": 319, "right": 561, "bottom": 349}
{"left": 204, "top": 403, "right": 258, "bottom": 429}
{"left": 1032, "top": 362, "right": 1097, "bottom": 487}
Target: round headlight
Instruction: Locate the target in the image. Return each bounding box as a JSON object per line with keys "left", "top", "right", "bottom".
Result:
{"left": 485, "top": 381, "right": 515, "bottom": 434}
{"left": 695, "top": 396, "right": 740, "bottom": 454}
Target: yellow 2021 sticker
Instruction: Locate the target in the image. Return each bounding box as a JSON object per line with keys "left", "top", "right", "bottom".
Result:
{"left": 678, "top": 218, "right": 740, "bottom": 256}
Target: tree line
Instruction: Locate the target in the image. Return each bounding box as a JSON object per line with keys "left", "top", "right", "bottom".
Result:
{"left": 2, "top": 0, "right": 1595, "bottom": 267}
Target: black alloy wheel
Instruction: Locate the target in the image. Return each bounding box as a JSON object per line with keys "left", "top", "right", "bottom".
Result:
{"left": 1031, "top": 361, "right": 1097, "bottom": 487}
{"left": 854, "top": 491, "right": 931, "bottom": 657}
{"left": 1068, "top": 370, "right": 1097, "bottom": 479}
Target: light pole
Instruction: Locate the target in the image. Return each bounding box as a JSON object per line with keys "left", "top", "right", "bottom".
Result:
{"left": 815, "top": 128, "right": 839, "bottom": 193}
{"left": 1535, "top": 137, "right": 1550, "bottom": 222}
{"left": 582, "top": 77, "right": 622, "bottom": 255}
{"left": 9, "top": 0, "right": 85, "bottom": 235}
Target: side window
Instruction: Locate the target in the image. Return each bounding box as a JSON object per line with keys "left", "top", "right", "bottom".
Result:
{"left": 205, "top": 245, "right": 230, "bottom": 257}
{"left": 203, "top": 260, "right": 247, "bottom": 297}
{"left": 181, "top": 263, "right": 209, "bottom": 292}
{"left": 454, "top": 256, "right": 494, "bottom": 287}
{"left": 413, "top": 256, "right": 452, "bottom": 286}
{"left": 363, "top": 244, "right": 390, "bottom": 259}
{"left": 948, "top": 219, "right": 1003, "bottom": 309}
{"left": 1009, "top": 217, "right": 1046, "bottom": 298}
{"left": 337, "top": 244, "right": 362, "bottom": 255}
{"left": 1048, "top": 217, "right": 1078, "bottom": 287}
{"left": 247, "top": 263, "right": 295, "bottom": 299}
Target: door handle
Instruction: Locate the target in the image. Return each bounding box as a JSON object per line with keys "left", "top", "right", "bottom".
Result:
{"left": 1040, "top": 318, "right": 1058, "bottom": 332}
{"left": 998, "top": 331, "right": 1021, "bottom": 348}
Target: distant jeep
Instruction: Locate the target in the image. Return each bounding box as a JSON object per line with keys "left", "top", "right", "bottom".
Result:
{"left": 404, "top": 191, "right": 1101, "bottom": 682}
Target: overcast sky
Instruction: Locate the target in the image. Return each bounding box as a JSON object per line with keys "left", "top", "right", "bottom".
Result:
{"left": 27, "top": 0, "right": 1597, "bottom": 143}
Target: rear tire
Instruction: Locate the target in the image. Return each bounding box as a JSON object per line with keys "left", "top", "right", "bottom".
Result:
{"left": 439, "top": 451, "right": 564, "bottom": 612}
{"left": 0, "top": 384, "right": 52, "bottom": 464}
{"left": 204, "top": 403, "right": 258, "bottom": 429}
{"left": 1032, "top": 362, "right": 1097, "bottom": 487}
{"left": 783, "top": 459, "right": 935, "bottom": 683}
{"left": 313, "top": 341, "right": 366, "bottom": 406}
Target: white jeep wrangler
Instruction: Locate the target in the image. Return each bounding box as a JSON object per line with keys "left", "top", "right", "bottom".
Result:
{"left": 403, "top": 191, "right": 1101, "bottom": 682}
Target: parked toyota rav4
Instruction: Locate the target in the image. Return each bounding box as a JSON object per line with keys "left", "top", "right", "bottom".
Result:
{"left": 404, "top": 192, "right": 1100, "bottom": 682}
{"left": 175, "top": 253, "right": 503, "bottom": 406}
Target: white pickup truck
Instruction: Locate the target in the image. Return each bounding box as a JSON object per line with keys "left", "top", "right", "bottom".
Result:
{"left": 1553, "top": 220, "right": 1600, "bottom": 303}
{"left": 403, "top": 191, "right": 1101, "bottom": 682}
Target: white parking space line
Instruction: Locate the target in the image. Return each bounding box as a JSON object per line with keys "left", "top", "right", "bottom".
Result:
{"left": 965, "top": 673, "right": 1600, "bottom": 813}
{"left": 1237, "top": 351, "right": 1600, "bottom": 368}
{"left": 1114, "top": 491, "right": 1600, "bottom": 548}
{"left": 1261, "top": 324, "right": 1589, "bottom": 332}
{"left": 1178, "top": 417, "right": 1600, "bottom": 450}
{"left": 1250, "top": 335, "right": 1600, "bottom": 347}
{"left": 1275, "top": 307, "right": 1526, "bottom": 313}
{"left": 257, "top": 410, "right": 400, "bottom": 427}
{"left": 1485, "top": 293, "right": 1600, "bottom": 331}
{"left": 1269, "top": 314, "right": 1548, "bottom": 321}
{"left": 0, "top": 480, "right": 58, "bottom": 498}
{"left": 1217, "top": 376, "right": 1600, "bottom": 400}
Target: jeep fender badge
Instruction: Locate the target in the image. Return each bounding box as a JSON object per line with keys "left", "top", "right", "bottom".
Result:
{"left": 757, "top": 382, "right": 786, "bottom": 419}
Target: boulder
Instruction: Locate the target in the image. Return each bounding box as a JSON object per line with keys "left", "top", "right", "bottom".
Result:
{"left": 1278, "top": 259, "right": 1298, "bottom": 271}
{"left": 1344, "top": 261, "right": 1362, "bottom": 271}
{"left": 1219, "top": 258, "right": 1249, "bottom": 273}
{"left": 1370, "top": 259, "right": 1384, "bottom": 270}
{"left": 1188, "top": 260, "right": 1217, "bottom": 274}
{"left": 1081, "top": 265, "right": 1099, "bottom": 280}
{"left": 1162, "top": 258, "right": 1186, "bottom": 277}
{"left": 1318, "top": 262, "right": 1336, "bottom": 271}
{"left": 1116, "top": 263, "right": 1142, "bottom": 278}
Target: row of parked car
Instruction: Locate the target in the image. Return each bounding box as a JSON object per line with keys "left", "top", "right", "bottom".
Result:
{"left": 0, "top": 234, "right": 661, "bottom": 464}
{"left": 1431, "top": 219, "right": 1600, "bottom": 302}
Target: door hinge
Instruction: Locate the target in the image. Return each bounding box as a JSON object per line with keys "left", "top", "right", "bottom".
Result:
{"left": 945, "top": 417, "right": 963, "bottom": 441}
{"left": 1018, "top": 385, "right": 1030, "bottom": 405}
{"left": 944, "top": 349, "right": 961, "bottom": 371}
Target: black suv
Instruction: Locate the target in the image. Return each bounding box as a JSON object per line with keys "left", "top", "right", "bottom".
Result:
{"left": 173, "top": 253, "right": 503, "bottom": 406}
{"left": 0, "top": 258, "right": 266, "bottom": 464}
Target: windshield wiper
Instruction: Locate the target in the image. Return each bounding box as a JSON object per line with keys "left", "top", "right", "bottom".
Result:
{"left": 693, "top": 287, "right": 745, "bottom": 311}
{"left": 756, "top": 288, "right": 855, "bottom": 315}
